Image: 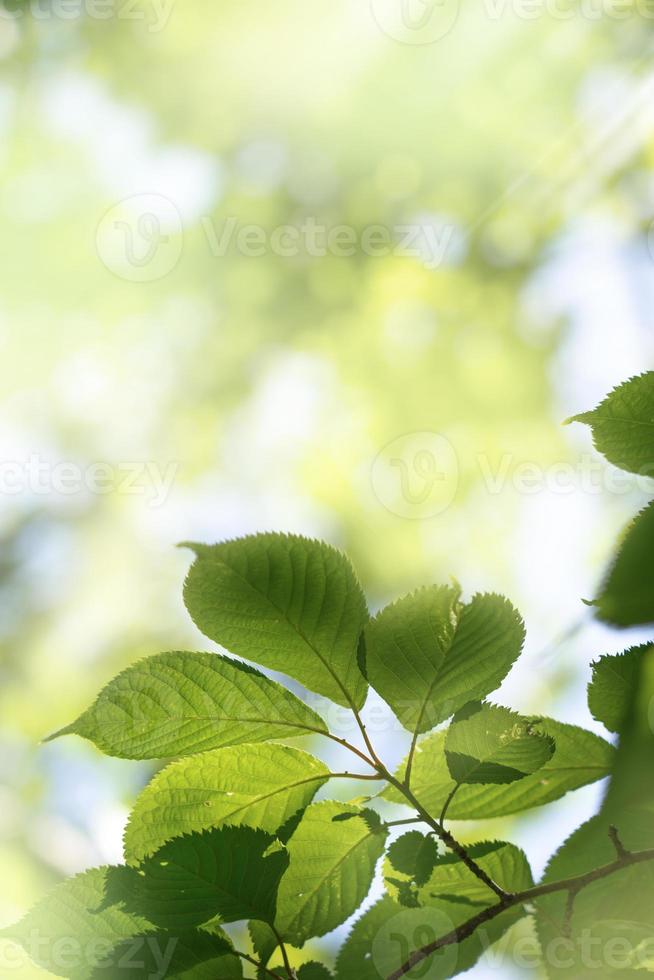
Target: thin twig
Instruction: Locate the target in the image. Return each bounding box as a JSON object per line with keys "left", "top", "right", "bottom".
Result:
{"left": 385, "top": 817, "right": 424, "bottom": 830}
{"left": 608, "top": 824, "right": 629, "bottom": 859}
{"left": 386, "top": 842, "right": 654, "bottom": 980}
{"left": 404, "top": 729, "right": 420, "bottom": 788}
{"left": 329, "top": 771, "right": 384, "bottom": 781}
{"left": 272, "top": 926, "right": 296, "bottom": 979}
{"left": 439, "top": 785, "right": 460, "bottom": 827}
{"left": 237, "top": 952, "right": 285, "bottom": 980}
{"left": 351, "top": 704, "right": 385, "bottom": 770}
{"left": 561, "top": 887, "right": 578, "bottom": 940}
{"left": 322, "top": 730, "right": 379, "bottom": 770}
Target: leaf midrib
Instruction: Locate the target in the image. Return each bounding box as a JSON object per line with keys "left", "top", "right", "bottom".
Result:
{"left": 279, "top": 825, "right": 382, "bottom": 939}
{"left": 207, "top": 552, "right": 362, "bottom": 711}
{"left": 127, "top": 770, "right": 329, "bottom": 862}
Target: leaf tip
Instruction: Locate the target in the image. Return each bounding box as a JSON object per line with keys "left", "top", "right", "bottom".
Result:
{"left": 42, "top": 723, "right": 76, "bottom": 745}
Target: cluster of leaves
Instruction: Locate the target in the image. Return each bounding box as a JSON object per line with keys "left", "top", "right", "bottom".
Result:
{"left": 4, "top": 372, "right": 654, "bottom": 979}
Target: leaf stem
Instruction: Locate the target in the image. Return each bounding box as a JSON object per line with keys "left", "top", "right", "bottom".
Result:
{"left": 351, "top": 704, "right": 385, "bottom": 770}
{"left": 384, "top": 817, "right": 424, "bottom": 829}
{"left": 329, "top": 771, "right": 385, "bottom": 781}
{"left": 608, "top": 824, "right": 629, "bottom": 859}
{"left": 237, "top": 952, "right": 286, "bottom": 980}
{"left": 336, "top": 707, "right": 509, "bottom": 901}
{"left": 323, "top": 731, "right": 379, "bottom": 770}
{"left": 386, "top": 841, "right": 654, "bottom": 980}
{"left": 272, "top": 927, "right": 296, "bottom": 979}
{"left": 404, "top": 729, "right": 420, "bottom": 788}
{"left": 439, "top": 784, "right": 460, "bottom": 826}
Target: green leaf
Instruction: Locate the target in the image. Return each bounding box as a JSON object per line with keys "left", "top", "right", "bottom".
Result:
{"left": 384, "top": 832, "right": 440, "bottom": 908}
{"left": 418, "top": 841, "right": 533, "bottom": 909}
{"left": 182, "top": 533, "right": 369, "bottom": 709}
{"left": 595, "top": 501, "right": 654, "bottom": 627}
{"left": 444, "top": 702, "right": 555, "bottom": 785}
{"left": 383, "top": 717, "right": 614, "bottom": 819}
{"left": 274, "top": 802, "right": 387, "bottom": 946}
{"left": 296, "top": 965, "right": 333, "bottom": 979}
{"left": 89, "top": 928, "right": 243, "bottom": 980}
{"left": 335, "top": 894, "right": 526, "bottom": 980}
{"left": 46, "top": 651, "right": 328, "bottom": 759}
{"left": 125, "top": 826, "right": 288, "bottom": 928}
{"left": 1, "top": 867, "right": 153, "bottom": 980}
{"left": 566, "top": 372, "right": 654, "bottom": 476}
{"left": 364, "top": 588, "right": 525, "bottom": 733}
{"left": 124, "top": 743, "right": 330, "bottom": 865}
{"left": 536, "top": 646, "right": 654, "bottom": 977}
{"left": 588, "top": 645, "right": 652, "bottom": 733}
{"left": 387, "top": 832, "right": 440, "bottom": 885}
{"left": 249, "top": 921, "right": 278, "bottom": 970}
{"left": 335, "top": 898, "right": 403, "bottom": 980}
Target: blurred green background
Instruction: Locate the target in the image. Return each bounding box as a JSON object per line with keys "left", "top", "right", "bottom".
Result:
{"left": 1, "top": 1, "right": 654, "bottom": 975}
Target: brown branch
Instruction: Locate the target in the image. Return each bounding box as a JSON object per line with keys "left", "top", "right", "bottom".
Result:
{"left": 386, "top": 843, "right": 654, "bottom": 980}
{"left": 237, "top": 952, "right": 286, "bottom": 980}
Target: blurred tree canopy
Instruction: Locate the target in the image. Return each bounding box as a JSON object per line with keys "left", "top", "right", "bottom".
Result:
{"left": 0, "top": 3, "right": 653, "bottom": 975}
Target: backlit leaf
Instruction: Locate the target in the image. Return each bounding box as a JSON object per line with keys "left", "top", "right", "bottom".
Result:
{"left": 588, "top": 645, "right": 651, "bottom": 733}
{"left": 1, "top": 868, "right": 153, "bottom": 980}
{"left": 566, "top": 372, "right": 654, "bottom": 476}
{"left": 124, "top": 744, "right": 329, "bottom": 865}
{"left": 595, "top": 502, "right": 654, "bottom": 627}
{"left": 89, "top": 928, "right": 242, "bottom": 980}
{"left": 418, "top": 841, "right": 533, "bottom": 909}
{"left": 46, "top": 651, "right": 328, "bottom": 759}
{"left": 383, "top": 718, "right": 614, "bottom": 819}
{"left": 125, "top": 826, "right": 288, "bottom": 928}
{"left": 182, "top": 534, "right": 369, "bottom": 709}
{"left": 444, "top": 702, "right": 554, "bottom": 785}
{"left": 536, "top": 648, "right": 654, "bottom": 977}
{"left": 274, "top": 802, "right": 387, "bottom": 946}
{"left": 335, "top": 894, "right": 526, "bottom": 980}
{"left": 364, "top": 588, "right": 525, "bottom": 733}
